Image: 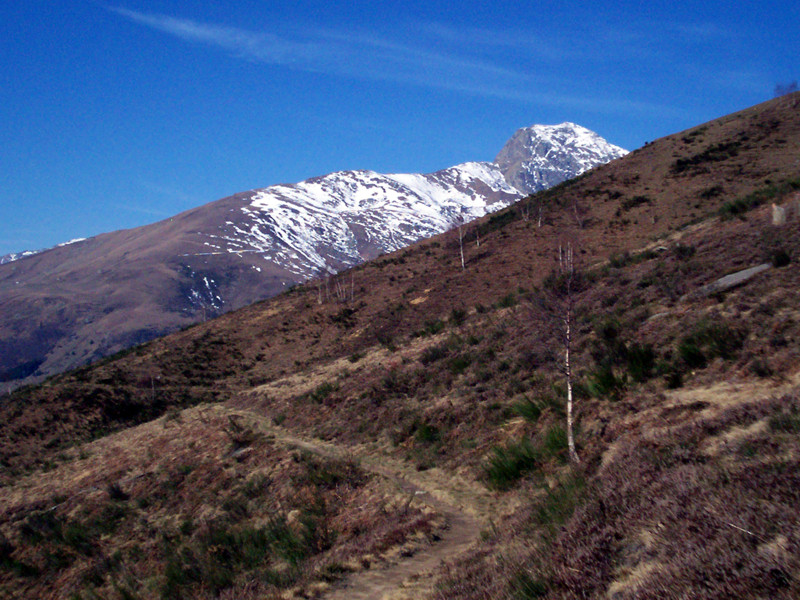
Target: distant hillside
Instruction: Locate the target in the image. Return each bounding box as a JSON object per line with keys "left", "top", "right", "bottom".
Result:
{"left": 1, "top": 93, "right": 800, "bottom": 600}
{"left": 0, "top": 124, "right": 623, "bottom": 391}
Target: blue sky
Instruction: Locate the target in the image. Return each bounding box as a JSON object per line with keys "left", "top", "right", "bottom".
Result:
{"left": 1, "top": 1, "right": 797, "bottom": 255}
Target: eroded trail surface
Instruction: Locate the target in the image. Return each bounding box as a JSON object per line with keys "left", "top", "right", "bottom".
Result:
{"left": 325, "top": 477, "right": 479, "bottom": 600}
{"left": 238, "top": 412, "right": 491, "bottom": 600}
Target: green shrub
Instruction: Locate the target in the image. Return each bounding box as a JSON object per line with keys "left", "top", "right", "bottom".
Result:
{"left": 719, "top": 176, "right": 800, "bottom": 220}
{"left": 497, "top": 293, "right": 517, "bottom": 308}
{"left": 678, "top": 339, "right": 707, "bottom": 369}
{"left": 699, "top": 185, "right": 724, "bottom": 199}
{"left": 671, "top": 141, "right": 741, "bottom": 174}
{"left": 719, "top": 198, "right": 753, "bottom": 219}
{"left": 330, "top": 307, "right": 357, "bottom": 328}
{"left": 376, "top": 331, "right": 397, "bottom": 351}
{"left": 750, "top": 358, "right": 773, "bottom": 378}
{"left": 415, "top": 422, "right": 440, "bottom": 444}
{"left": 448, "top": 354, "right": 473, "bottom": 375}
{"left": 478, "top": 209, "right": 517, "bottom": 236}
{"left": 485, "top": 439, "right": 540, "bottom": 490}
{"left": 609, "top": 252, "right": 632, "bottom": 268}
{"left": 19, "top": 510, "right": 63, "bottom": 543}
{"left": 674, "top": 243, "right": 696, "bottom": 260}
{"left": 679, "top": 320, "right": 745, "bottom": 369}
{"left": 620, "top": 195, "right": 651, "bottom": 211}
{"left": 626, "top": 343, "right": 656, "bottom": 382}
{"left": 512, "top": 398, "right": 542, "bottom": 423}
{"left": 301, "top": 455, "right": 366, "bottom": 490}
{"left": 423, "top": 319, "right": 446, "bottom": 336}
{"left": 532, "top": 473, "right": 586, "bottom": 530}
{"left": 450, "top": 307, "right": 467, "bottom": 326}
{"left": 62, "top": 522, "right": 93, "bottom": 555}
{"left": 771, "top": 249, "right": 791, "bottom": 267}
{"left": 509, "top": 568, "right": 548, "bottom": 599}
{"left": 541, "top": 425, "right": 568, "bottom": 460}
{"left": 308, "top": 382, "right": 338, "bottom": 403}
{"left": 587, "top": 365, "right": 626, "bottom": 400}
{"left": 420, "top": 344, "right": 449, "bottom": 365}
{"left": 769, "top": 412, "right": 800, "bottom": 434}
{"left": 664, "top": 365, "right": 684, "bottom": 389}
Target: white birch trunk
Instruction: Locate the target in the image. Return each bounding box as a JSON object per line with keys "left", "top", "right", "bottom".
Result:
{"left": 458, "top": 225, "right": 465, "bottom": 270}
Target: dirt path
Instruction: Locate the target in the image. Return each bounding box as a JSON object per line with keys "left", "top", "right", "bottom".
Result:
{"left": 325, "top": 475, "right": 480, "bottom": 600}
{"left": 232, "top": 411, "right": 489, "bottom": 600}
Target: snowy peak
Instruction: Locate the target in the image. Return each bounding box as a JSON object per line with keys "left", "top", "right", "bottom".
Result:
{"left": 214, "top": 161, "right": 521, "bottom": 280}
{"left": 494, "top": 122, "right": 628, "bottom": 194}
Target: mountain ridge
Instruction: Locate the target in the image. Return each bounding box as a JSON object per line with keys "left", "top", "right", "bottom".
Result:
{"left": 0, "top": 122, "right": 624, "bottom": 389}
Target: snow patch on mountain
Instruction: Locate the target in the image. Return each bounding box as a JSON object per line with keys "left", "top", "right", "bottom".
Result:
{"left": 0, "top": 238, "right": 88, "bottom": 265}
{"left": 202, "top": 161, "right": 521, "bottom": 279}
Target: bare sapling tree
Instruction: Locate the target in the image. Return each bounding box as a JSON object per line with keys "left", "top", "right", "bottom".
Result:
{"left": 537, "top": 198, "right": 544, "bottom": 228}
{"left": 455, "top": 214, "right": 466, "bottom": 270}
{"left": 523, "top": 196, "right": 544, "bottom": 226}
{"left": 316, "top": 268, "right": 355, "bottom": 304}
{"left": 334, "top": 275, "right": 347, "bottom": 302}
{"left": 558, "top": 241, "right": 580, "bottom": 464}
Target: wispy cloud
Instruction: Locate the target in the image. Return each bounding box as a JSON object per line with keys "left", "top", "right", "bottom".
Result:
{"left": 108, "top": 6, "right": 684, "bottom": 117}
{"left": 109, "top": 7, "right": 529, "bottom": 95}
{"left": 108, "top": 7, "right": 320, "bottom": 65}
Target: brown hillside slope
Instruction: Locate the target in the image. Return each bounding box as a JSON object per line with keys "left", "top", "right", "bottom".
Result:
{"left": 1, "top": 92, "right": 800, "bottom": 599}
{"left": 3, "top": 92, "right": 799, "bottom": 474}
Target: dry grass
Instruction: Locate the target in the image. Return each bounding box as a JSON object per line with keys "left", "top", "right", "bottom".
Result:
{"left": 0, "top": 405, "right": 445, "bottom": 599}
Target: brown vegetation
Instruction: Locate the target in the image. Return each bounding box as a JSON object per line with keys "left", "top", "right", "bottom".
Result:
{"left": 2, "top": 92, "right": 800, "bottom": 598}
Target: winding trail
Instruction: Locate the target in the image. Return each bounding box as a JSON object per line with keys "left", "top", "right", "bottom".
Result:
{"left": 325, "top": 475, "right": 480, "bottom": 600}
{"left": 236, "top": 411, "right": 490, "bottom": 600}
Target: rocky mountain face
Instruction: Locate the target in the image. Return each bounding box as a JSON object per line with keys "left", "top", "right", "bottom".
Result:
{"left": 0, "top": 124, "right": 624, "bottom": 389}
{"left": 495, "top": 122, "right": 628, "bottom": 194}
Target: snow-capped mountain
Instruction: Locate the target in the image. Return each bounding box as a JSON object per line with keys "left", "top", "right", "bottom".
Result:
{"left": 495, "top": 122, "right": 628, "bottom": 194}
{"left": 214, "top": 162, "right": 519, "bottom": 280}
{"left": 0, "top": 123, "right": 625, "bottom": 389}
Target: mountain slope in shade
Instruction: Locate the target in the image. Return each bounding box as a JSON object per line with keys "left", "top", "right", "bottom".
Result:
{"left": 0, "top": 124, "right": 623, "bottom": 389}
{"left": 495, "top": 122, "right": 628, "bottom": 194}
